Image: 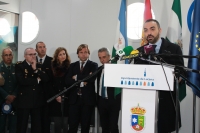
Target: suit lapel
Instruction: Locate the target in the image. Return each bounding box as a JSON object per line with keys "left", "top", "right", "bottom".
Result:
{"left": 97, "top": 66, "right": 103, "bottom": 95}
{"left": 80, "top": 60, "right": 90, "bottom": 74}
{"left": 23, "top": 60, "right": 32, "bottom": 72}
{"left": 159, "top": 38, "right": 169, "bottom": 54}
{"left": 74, "top": 61, "right": 81, "bottom": 74}
{"left": 42, "top": 56, "right": 48, "bottom": 68}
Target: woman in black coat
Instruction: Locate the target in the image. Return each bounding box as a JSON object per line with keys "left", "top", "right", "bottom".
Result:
{"left": 49, "top": 47, "right": 71, "bottom": 133}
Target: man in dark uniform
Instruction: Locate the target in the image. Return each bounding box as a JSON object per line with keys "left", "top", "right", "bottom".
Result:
{"left": 66, "top": 44, "right": 98, "bottom": 133}
{"left": 15, "top": 47, "right": 49, "bottom": 133}
{"left": 35, "top": 41, "right": 53, "bottom": 133}
{"left": 96, "top": 47, "right": 121, "bottom": 133}
{"left": 0, "top": 48, "right": 18, "bottom": 133}
{"left": 134, "top": 19, "right": 185, "bottom": 133}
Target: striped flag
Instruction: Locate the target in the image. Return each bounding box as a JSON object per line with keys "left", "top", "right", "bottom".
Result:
{"left": 141, "top": 0, "right": 152, "bottom": 46}
{"left": 112, "top": 0, "right": 128, "bottom": 64}
{"left": 166, "top": 0, "right": 186, "bottom": 101}
{"left": 166, "top": 0, "right": 182, "bottom": 48}
{"left": 112, "top": 0, "right": 128, "bottom": 97}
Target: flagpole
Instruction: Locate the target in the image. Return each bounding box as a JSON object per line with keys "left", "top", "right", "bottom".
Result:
{"left": 192, "top": 94, "right": 196, "bottom": 133}
{"left": 174, "top": 67, "right": 180, "bottom": 133}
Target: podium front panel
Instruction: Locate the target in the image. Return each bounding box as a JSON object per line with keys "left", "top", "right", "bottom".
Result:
{"left": 104, "top": 64, "right": 174, "bottom": 91}
{"left": 121, "top": 88, "right": 157, "bottom": 133}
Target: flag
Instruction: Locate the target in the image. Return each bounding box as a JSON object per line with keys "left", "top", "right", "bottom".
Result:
{"left": 166, "top": 0, "right": 182, "bottom": 48}
{"left": 141, "top": 0, "right": 152, "bottom": 46}
{"left": 187, "top": 0, "right": 200, "bottom": 98}
{"left": 112, "top": 0, "right": 128, "bottom": 97}
{"left": 166, "top": 0, "right": 186, "bottom": 101}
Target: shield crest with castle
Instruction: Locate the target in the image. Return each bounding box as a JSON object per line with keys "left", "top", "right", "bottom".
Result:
{"left": 131, "top": 104, "right": 146, "bottom": 132}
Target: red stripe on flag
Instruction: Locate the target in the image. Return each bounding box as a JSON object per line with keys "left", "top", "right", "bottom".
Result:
{"left": 144, "top": 0, "right": 152, "bottom": 21}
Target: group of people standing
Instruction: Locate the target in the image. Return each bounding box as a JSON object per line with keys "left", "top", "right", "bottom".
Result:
{"left": 0, "top": 19, "right": 185, "bottom": 133}
{"left": 0, "top": 42, "right": 122, "bottom": 133}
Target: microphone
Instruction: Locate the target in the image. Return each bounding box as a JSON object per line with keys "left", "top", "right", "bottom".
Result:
{"left": 120, "top": 50, "right": 140, "bottom": 60}
{"left": 123, "top": 46, "right": 134, "bottom": 56}
{"left": 143, "top": 45, "right": 157, "bottom": 60}
{"left": 144, "top": 45, "right": 156, "bottom": 55}
{"left": 111, "top": 46, "right": 134, "bottom": 61}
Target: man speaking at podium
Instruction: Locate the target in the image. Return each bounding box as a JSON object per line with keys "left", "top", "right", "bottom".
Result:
{"left": 134, "top": 19, "right": 185, "bottom": 133}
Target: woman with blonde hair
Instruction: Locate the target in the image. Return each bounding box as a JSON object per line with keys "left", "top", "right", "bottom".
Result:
{"left": 49, "top": 47, "right": 70, "bottom": 133}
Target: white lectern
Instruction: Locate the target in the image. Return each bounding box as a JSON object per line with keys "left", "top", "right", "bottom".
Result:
{"left": 104, "top": 64, "right": 174, "bottom": 133}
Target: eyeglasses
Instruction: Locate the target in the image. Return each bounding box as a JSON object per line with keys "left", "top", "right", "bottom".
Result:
{"left": 3, "top": 54, "right": 13, "bottom": 57}
{"left": 26, "top": 53, "right": 36, "bottom": 56}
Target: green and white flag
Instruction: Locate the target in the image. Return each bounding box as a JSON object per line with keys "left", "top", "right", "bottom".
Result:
{"left": 166, "top": 0, "right": 182, "bottom": 48}
{"left": 166, "top": 0, "right": 186, "bottom": 101}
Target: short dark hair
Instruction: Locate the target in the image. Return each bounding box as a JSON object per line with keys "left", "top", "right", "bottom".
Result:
{"left": 36, "top": 41, "right": 45, "bottom": 48}
{"left": 145, "top": 19, "right": 160, "bottom": 29}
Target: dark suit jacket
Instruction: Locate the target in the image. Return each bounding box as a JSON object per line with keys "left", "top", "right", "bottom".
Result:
{"left": 96, "top": 66, "right": 121, "bottom": 110}
{"left": 66, "top": 60, "right": 98, "bottom": 105}
{"left": 37, "top": 55, "right": 53, "bottom": 101}
{"left": 135, "top": 38, "right": 184, "bottom": 132}
{"left": 15, "top": 60, "right": 49, "bottom": 108}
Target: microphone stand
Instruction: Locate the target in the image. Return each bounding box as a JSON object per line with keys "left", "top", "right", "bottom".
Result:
{"left": 47, "top": 55, "right": 120, "bottom": 103}
{"left": 61, "top": 95, "right": 64, "bottom": 133}
{"left": 137, "top": 57, "right": 200, "bottom": 133}
{"left": 47, "top": 66, "right": 104, "bottom": 103}
{"left": 179, "top": 74, "right": 200, "bottom": 133}
{"left": 61, "top": 87, "right": 67, "bottom": 133}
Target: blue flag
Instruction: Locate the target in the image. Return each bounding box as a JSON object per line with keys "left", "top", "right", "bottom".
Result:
{"left": 119, "top": 0, "right": 128, "bottom": 48}
{"left": 112, "top": 0, "right": 128, "bottom": 97}
{"left": 187, "top": 0, "right": 200, "bottom": 97}
{"left": 112, "top": 0, "right": 128, "bottom": 64}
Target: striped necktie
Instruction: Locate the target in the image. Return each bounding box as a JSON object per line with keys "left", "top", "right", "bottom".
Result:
{"left": 80, "top": 61, "right": 85, "bottom": 73}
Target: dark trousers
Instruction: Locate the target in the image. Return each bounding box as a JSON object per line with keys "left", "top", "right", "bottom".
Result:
{"left": 16, "top": 108, "right": 41, "bottom": 133}
{"left": 68, "top": 97, "right": 94, "bottom": 133}
{"left": 41, "top": 104, "right": 51, "bottom": 133}
{"left": 0, "top": 114, "right": 17, "bottom": 133}
{"left": 52, "top": 117, "right": 68, "bottom": 133}
{"left": 97, "top": 96, "right": 120, "bottom": 133}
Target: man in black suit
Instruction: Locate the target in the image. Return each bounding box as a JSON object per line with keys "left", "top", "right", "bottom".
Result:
{"left": 15, "top": 48, "right": 49, "bottom": 133}
{"left": 96, "top": 47, "right": 121, "bottom": 133}
{"left": 66, "top": 44, "right": 98, "bottom": 133}
{"left": 35, "top": 42, "right": 53, "bottom": 133}
{"left": 134, "top": 19, "right": 185, "bottom": 133}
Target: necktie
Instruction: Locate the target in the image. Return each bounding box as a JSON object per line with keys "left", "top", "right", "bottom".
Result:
{"left": 152, "top": 45, "right": 158, "bottom": 53}
{"left": 80, "top": 62, "right": 85, "bottom": 72}
{"left": 101, "top": 74, "right": 105, "bottom": 98}
{"left": 39, "top": 59, "right": 42, "bottom": 64}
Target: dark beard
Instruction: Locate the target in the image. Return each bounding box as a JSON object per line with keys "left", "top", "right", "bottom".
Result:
{"left": 147, "top": 34, "right": 160, "bottom": 44}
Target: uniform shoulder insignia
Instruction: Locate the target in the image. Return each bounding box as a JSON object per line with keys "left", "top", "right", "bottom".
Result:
{"left": 16, "top": 61, "right": 22, "bottom": 64}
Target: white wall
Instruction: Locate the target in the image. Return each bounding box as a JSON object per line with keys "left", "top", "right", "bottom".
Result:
{"left": 0, "top": 0, "right": 19, "bottom": 13}
{"left": 17, "top": 0, "right": 199, "bottom": 133}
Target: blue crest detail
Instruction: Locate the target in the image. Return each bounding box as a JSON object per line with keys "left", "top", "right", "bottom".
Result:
{"left": 151, "top": 82, "right": 154, "bottom": 86}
